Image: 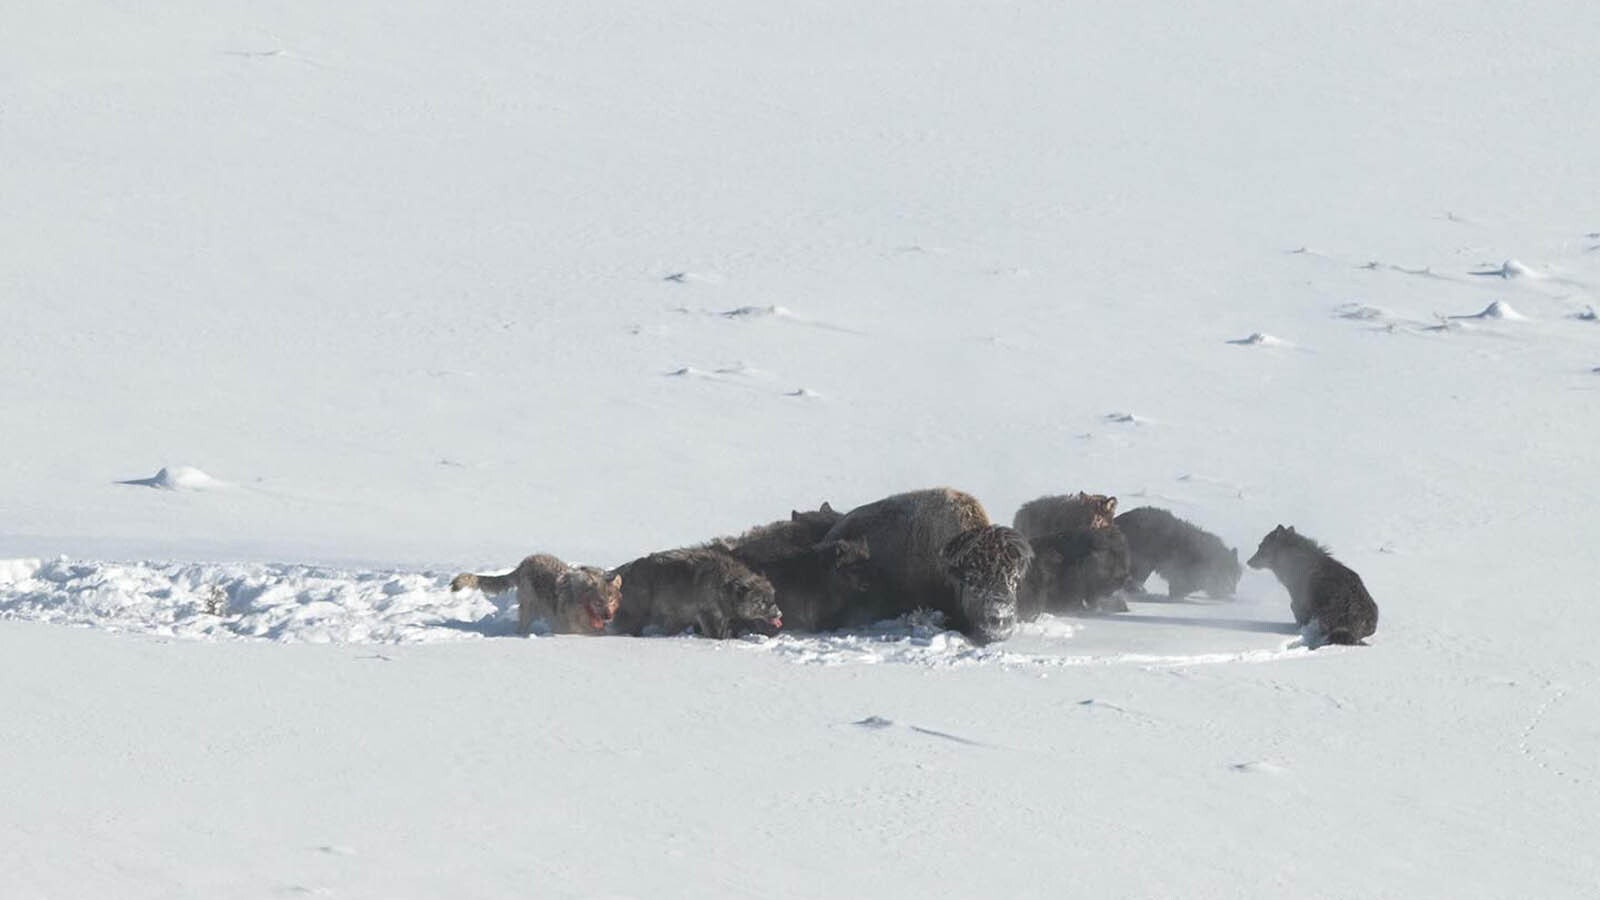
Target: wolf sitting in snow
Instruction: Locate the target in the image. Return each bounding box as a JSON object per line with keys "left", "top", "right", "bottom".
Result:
{"left": 1247, "top": 525, "right": 1378, "bottom": 646}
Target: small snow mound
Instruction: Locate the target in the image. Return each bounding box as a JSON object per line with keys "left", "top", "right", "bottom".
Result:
{"left": 1103, "top": 412, "right": 1147, "bottom": 425}
{"left": 787, "top": 388, "right": 820, "bottom": 398}
{"left": 0, "top": 559, "right": 498, "bottom": 643}
{"left": 1470, "top": 259, "right": 1539, "bottom": 279}
{"left": 118, "top": 465, "right": 224, "bottom": 491}
{"left": 1227, "top": 332, "right": 1287, "bottom": 347}
{"left": 1451, "top": 300, "right": 1526, "bottom": 321}
{"left": 1574, "top": 306, "right": 1597, "bottom": 322}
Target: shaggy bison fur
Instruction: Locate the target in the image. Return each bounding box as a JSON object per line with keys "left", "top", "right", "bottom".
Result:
{"left": 451, "top": 554, "right": 622, "bottom": 635}
{"left": 1247, "top": 525, "right": 1379, "bottom": 646}
{"left": 1019, "top": 527, "right": 1132, "bottom": 618}
{"left": 939, "top": 524, "right": 1034, "bottom": 636}
{"left": 820, "top": 488, "right": 1030, "bottom": 644}
{"left": 1012, "top": 492, "right": 1118, "bottom": 539}
{"left": 609, "top": 547, "right": 781, "bottom": 639}
{"left": 1114, "top": 506, "right": 1242, "bottom": 599}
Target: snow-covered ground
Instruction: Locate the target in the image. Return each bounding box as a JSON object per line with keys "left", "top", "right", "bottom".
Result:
{"left": 4, "top": 1, "right": 1600, "bottom": 896}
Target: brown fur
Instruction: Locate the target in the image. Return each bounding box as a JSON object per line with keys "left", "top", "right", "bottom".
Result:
{"left": 821, "top": 488, "right": 1026, "bottom": 643}
{"left": 1012, "top": 492, "right": 1118, "bottom": 539}
{"left": 451, "top": 554, "right": 622, "bottom": 635}
{"left": 610, "top": 547, "right": 780, "bottom": 639}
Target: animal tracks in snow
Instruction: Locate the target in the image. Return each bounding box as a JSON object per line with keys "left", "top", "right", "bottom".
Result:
{"left": 675, "top": 302, "right": 863, "bottom": 335}
{"left": 851, "top": 716, "right": 991, "bottom": 748}
{"left": 1513, "top": 678, "right": 1598, "bottom": 790}
{"left": 663, "top": 362, "right": 819, "bottom": 400}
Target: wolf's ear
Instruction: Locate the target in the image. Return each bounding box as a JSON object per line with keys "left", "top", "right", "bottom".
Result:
{"left": 1286, "top": 526, "right": 1297, "bottom": 535}
{"left": 821, "top": 501, "right": 835, "bottom": 514}
{"left": 1104, "top": 496, "right": 1118, "bottom": 514}
{"left": 1272, "top": 524, "right": 1286, "bottom": 534}
{"left": 609, "top": 574, "right": 622, "bottom": 590}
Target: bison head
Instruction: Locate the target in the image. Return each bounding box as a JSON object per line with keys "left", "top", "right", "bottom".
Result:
{"left": 939, "top": 525, "right": 1033, "bottom": 644}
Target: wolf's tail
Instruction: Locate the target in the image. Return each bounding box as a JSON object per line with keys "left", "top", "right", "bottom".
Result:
{"left": 450, "top": 571, "right": 515, "bottom": 594}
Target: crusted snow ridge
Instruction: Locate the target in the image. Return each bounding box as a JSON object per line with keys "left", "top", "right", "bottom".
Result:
{"left": 0, "top": 558, "right": 496, "bottom": 643}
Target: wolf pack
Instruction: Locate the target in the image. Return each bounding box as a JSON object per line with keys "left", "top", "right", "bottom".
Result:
{"left": 452, "top": 487, "right": 1380, "bottom": 648}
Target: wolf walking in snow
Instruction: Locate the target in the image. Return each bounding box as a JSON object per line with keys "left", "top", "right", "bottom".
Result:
{"left": 451, "top": 554, "right": 622, "bottom": 635}
{"left": 1247, "top": 525, "right": 1378, "bottom": 646}
{"left": 609, "top": 547, "right": 781, "bottom": 639}
{"left": 1114, "top": 506, "right": 1241, "bottom": 599}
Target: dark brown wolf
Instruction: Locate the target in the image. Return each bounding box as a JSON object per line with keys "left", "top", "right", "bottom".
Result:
{"left": 1115, "top": 506, "right": 1241, "bottom": 599}
{"left": 610, "top": 548, "right": 780, "bottom": 639}
{"left": 1247, "top": 525, "right": 1378, "bottom": 646}
{"left": 708, "top": 503, "right": 869, "bottom": 633}
{"left": 451, "top": 554, "right": 622, "bottom": 635}
{"left": 708, "top": 502, "right": 843, "bottom": 565}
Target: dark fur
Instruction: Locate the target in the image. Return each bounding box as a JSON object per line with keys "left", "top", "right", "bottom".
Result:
{"left": 451, "top": 554, "right": 622, "bottom": 635}
{"left": 708, "top": 502, "right": 843, "bottom": 567}
{"left": 704, "top": 503, "right": 867, "bottom": 633}
{"left": 1247, "top": 525, "right": 1379, "bottom": 647}
{"left": 1019, "top": 527, "right": 1131, "bottom": 618}
{"left": 1012, "top": 492, "right": 1118, "bottom": 540}
{"left": 1114, "top": 506, "right": 1242, "bottom": 599}
{"left": 939, "top": 525, "right": 1034, "bottom": 637}
{"left": 820, "top": 489, "right": 1027, "bottom": 644}
{"left": 610, "top": 547, "right": 780, "bottom": 639}
{"left": 736, "top": 537, "right": 872, "bottom": 633}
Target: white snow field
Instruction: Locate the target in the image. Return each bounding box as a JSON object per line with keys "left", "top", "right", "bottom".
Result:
{"left": 4, "top": 0, "right": 1600, "bottom": 897}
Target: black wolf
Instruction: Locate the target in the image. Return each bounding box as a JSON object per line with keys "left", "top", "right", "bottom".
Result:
{"left": 1019, "top": 527, "right": 1131, "bottom": 618}
{"left": 1114, "top": 507, "right": 1241, "bottom": 599}
{"left": 1247, "top": 525, "right": 1378, "bottom": 646}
